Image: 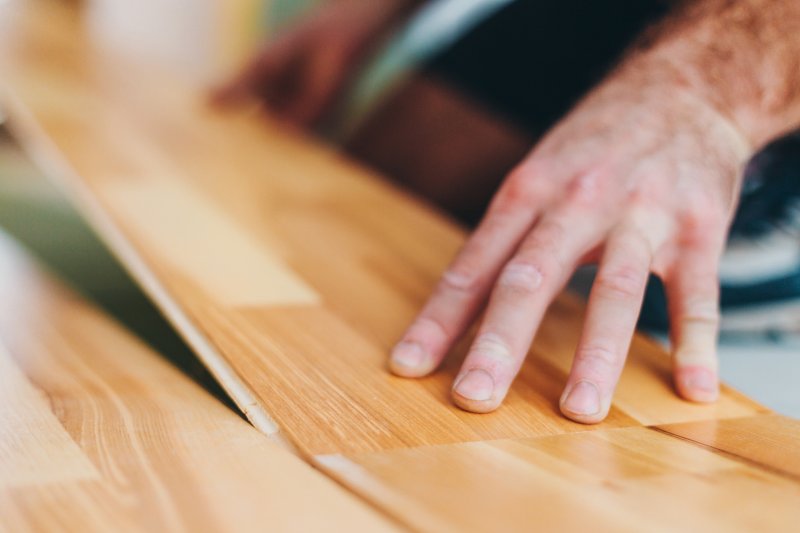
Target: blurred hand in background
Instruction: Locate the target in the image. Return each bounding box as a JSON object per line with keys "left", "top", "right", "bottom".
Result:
{"left": 215, "top": 0, "right": 422, "bottom": 126}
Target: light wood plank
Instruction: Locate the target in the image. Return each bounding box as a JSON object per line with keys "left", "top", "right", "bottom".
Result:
{"left": 657, "top": 414, "right": 800, "bottom": 479}
{"left": 0, "top": 346, "right": 100, "bottom": 489}
{"left": 0, "top": 231, "right": 397, "bottom": 532}
{"left": 103, "top": 177, "right": 320, "bottom": 306}
{"left": 0, "top": 0, "right": 765, "bottom": 459}
{"left": 316, "top": 419, "right": 800, "bottom": 533}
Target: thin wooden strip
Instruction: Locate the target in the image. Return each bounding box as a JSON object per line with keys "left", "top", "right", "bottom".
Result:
{"left": 0, "top": 87, "right": 283, "bottom": 441}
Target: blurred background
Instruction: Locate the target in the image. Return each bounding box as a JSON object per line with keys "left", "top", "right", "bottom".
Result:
{"left": 0, "top": 0, "right": 797, "bottom": 416}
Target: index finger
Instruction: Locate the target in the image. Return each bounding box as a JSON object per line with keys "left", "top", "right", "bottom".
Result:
{"left": 389, "top": 175, "right": 547, "bottom": 377}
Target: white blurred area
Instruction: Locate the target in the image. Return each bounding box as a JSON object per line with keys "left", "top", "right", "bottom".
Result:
{"left": 86, "top": 0, "right": 215, "bottom": 79}
{"left": 84, "top": 0, "right": 264, "bottom": 82}
{"left": 76, "top": 0, "right": 518, "bottom": 133}
{"left": 79, "top": 0, "right": 516, "bottom": 84}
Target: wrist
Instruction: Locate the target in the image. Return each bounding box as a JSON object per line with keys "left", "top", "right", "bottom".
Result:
{"left": 615, "top": 51, "right": 752, "bottom": 154}
{"left": 630, "top": 0, "right": 800, "bottom": 150}
{"left": 650, "top": 42, "right": 799, "bottom": 151}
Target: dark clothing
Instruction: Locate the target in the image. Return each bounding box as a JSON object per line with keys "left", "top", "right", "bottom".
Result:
{"left": 425, "top": 0, "right": 670, "bottom": 135}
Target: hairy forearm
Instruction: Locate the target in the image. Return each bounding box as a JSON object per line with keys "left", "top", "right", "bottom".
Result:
{"left": 626, "top": 0, "right": 800, "bottom": 150}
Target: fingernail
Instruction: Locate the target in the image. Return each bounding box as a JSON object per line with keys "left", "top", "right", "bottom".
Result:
{"left": 678, "top": 367, "right": 718, "bottom": 401}
{"left": 562, "top": 381, "right": 601, "bottom": 416}
{"left": 453, "top": 369, "right": 494, "bottom": 402}
{"left": 390, "top": 341, "right": 426, "bottom": 369}
{"left": 684, "top": 372, "right": 716, "bottom": 393}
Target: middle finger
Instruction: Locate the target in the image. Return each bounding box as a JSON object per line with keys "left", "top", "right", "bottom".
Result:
{"left": 451, "top": 210, "right": 605, "bottom": 412}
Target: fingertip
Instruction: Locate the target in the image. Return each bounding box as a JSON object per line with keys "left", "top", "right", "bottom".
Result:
{"left": 451, "top": 369, "right": 502, "bottom": 413}
{"left": 452, "top": 395, "right": 500, "bottom": 414}
{"left": 389, "top": 341, "right": 435, "bottom": 378}
{"left": 675, "top": 365, "right": 719, "bottom": 403}
{"left": 559, "top": 380, "right": 608, "bottom": 424}
{"left": 559, "top": 410, "right": 607, "bottom": 425}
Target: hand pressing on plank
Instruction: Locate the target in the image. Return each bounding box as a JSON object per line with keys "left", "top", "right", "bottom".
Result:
{"left": 392, "top": 67, "right": 747, "bottom": 422}
{"left": 215, "top": 0, "right": 421, "bottom": 126}
{"left": 390, "top": 0, "right": 800, "bottom": 423}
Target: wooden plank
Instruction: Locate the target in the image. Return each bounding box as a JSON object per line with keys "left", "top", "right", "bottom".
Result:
{"left": 0, "top": 346, "right": 100, "bottom": 489}
{"left": 315, "top": 418, "right": 800, "bottom": 533}
{"left": 657, "top": 415, "right": 800, "bottom": 479}
{"left": 0, "top": 231, "right": 397, "bottom": 532}
{"left": 0, "top": 0, "right": 765, "bottom": 458}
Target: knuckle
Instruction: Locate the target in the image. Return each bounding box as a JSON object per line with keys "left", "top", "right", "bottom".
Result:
{"left": 565, "top": 168, "right": 606, "bottom": 206}
{"left": 496, "top": 261, "right": 544, "bottom": 295}
{"left": 680, "top": 298, "right": 720, "bottom": 327}
{"left": 470, "top": 332, "right": 514, "bottom": 364}
{"left": 684, "top": 210, "right": 725, "bottom": 234}
{"left": 496, "top": 219, "right": 569, "bottom": 295}
{"left": 595, "top": 264, "right": 647, "bottom": 300}
{"left": 679, "top": 194, "right": 728, "bottom": 236}
{"left": 527, "top": 218, "right": 567, "bottom": 251}
{"left": 575, "top": 345, "right": 620, "bottom": 373}
{"left": 674, "top": 350, "right": 718, "bottom": 369}
{"left": 491, "top": 168, "right": 549, "bottom": 213}
{"left": 615, "top": 224, "right": 654, "bottom": 258}
{"left": 681, "top": 316, "right": 720, "bottom": 334}
{"left": 439, "top": 266, "right": 483, "bottom": 295}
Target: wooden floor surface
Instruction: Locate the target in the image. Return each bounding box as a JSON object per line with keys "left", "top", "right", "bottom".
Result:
{"left": 1, "top": 1, "right": 798, "bottom": 531}
{"left": 0, "top": 0, "right": 766, "bottom": 458}
{"left": 0, "top": 230, "right": 396, "bottom": 531}
{"left": 316, "top": 415, "right": 800, "bottom": 532}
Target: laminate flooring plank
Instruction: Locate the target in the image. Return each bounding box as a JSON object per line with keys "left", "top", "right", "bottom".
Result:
{"left": 315, "top": 418, "right": 800, "bottom": 533}
{"left": 0, "top": 230, "right": 397, "bottom": 532}
{"left": 0, "top": 0, "right": 765, "bottom": 458}
{"left": 657, "top": 414, "right": 800, "bottom": 479}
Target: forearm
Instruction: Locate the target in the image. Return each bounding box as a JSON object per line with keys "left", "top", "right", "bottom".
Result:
{"left": 623, "top": 0, "right": 800, "bottom": 150}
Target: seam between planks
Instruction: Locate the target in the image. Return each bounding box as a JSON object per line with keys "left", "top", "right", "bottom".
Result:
{"left": 648, "top": 422, "right": 800, "bottom": 483}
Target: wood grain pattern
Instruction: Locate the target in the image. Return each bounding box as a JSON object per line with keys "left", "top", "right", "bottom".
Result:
{"left": 0, "top": 231, "right": 396, "bottom": 532}
{"left": 316, "top": 417, "right": 800, "bottom": 533}
{"left": 0, "top": 0, "right": 768, "bottom": 457}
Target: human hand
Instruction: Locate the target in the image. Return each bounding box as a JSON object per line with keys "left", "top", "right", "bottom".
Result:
{"left": 390, "top": 58, "right": 751, "bottom": 423}
{"left": 215, "top": 0, "right": 416, "bottom": 126}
